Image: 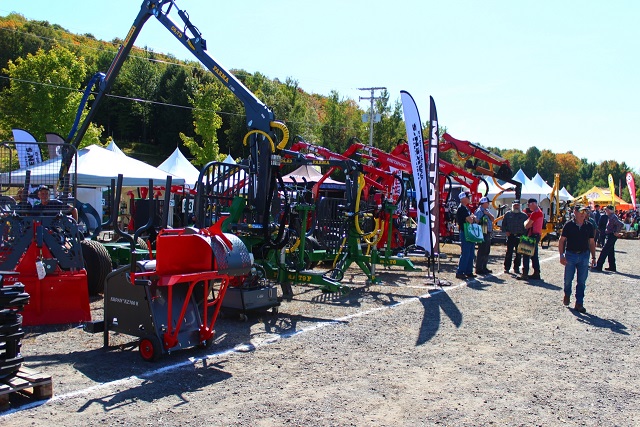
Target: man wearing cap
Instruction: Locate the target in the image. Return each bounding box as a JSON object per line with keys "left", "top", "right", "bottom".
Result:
{"left": 474, "top": 196, "right": 495, "bottom": 275}
{"left": 517, "top": 198, "right": 544, "bottom": 281}
{"left": 558, "top": 205, "right": 596, "bottom": 313}
{"left": 593, "top": 205, "right": 624, "bottom": 272}
{"left": 32, "top": 185, "right": 78, "bottom": 221}
{"left": 501, "top": 200, "right": 528, "bottom": 274}
{"left": 455, "top": 191, "right": 477, "bottom": 280}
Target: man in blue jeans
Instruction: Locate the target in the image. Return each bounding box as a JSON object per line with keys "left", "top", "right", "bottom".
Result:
{"left": 558, "top": 205, "right": 596, "bottom": 313}
{"left": 455, "top": 191, "right": 477, "bottom": 280}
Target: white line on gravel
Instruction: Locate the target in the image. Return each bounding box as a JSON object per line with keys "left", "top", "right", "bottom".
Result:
{"left": 2, "top": 252, "right": 560, "bottom": 416}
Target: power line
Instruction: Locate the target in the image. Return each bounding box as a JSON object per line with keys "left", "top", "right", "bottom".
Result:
{"left": 0, "top": 74, "right": 365, "bottom": 133}
{"left": 0, "top": 25, "right": 368, "bottom": 133}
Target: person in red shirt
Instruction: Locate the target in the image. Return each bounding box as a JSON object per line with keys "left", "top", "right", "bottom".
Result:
{"left": 517, "top": 198, "right": 544, "bottom": 281}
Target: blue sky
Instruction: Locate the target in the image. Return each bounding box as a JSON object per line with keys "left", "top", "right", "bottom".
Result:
{"left": 2, "top": 0, "right": 639, "bottom": 174}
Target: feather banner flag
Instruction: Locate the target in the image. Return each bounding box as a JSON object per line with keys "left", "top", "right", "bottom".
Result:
{"left": 400, "top": 91, "right": 432, "bottom": 253}
{"left": 427, "top": 96, "right": 440, "bottom": 255}
{"left": 626, "top": 172, "right": 637, "bottom": 210}
{"left": 12, "top": 128, "right": 43, "bottom": 169}
{"left": 608, "top": 174, "right": 616, "bottom": 206}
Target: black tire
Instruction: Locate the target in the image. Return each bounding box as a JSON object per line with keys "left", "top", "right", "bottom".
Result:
{"left": 116, "top": 237, "right": 149, "bottom": 251}
{"left": 305, "top": 236, "right": 321, "bottom": 269}
{"left": 81, "top": 240, "right": 113, "bottom": 295}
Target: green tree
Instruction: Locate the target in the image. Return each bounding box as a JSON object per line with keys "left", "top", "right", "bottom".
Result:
{"left": 179, "top": 82, "right": 225, "bottom": 166}
{"left": 0, "top": 44, "right": 102, "bottom": 146}
{"left": 555, "top": 152, "right": 581, "bottom": 193}
{"left": 112, "top": 51, "right": 161, "bottom": 143}
{"left": 536, "top": 150, "right": 558, "bottom": 183}
{"left": 522, "top": 147, "right": 540, "bottom": 178}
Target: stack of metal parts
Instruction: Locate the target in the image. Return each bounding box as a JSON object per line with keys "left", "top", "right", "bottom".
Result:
{"left": 0, "top": 276, "right": 30, "bottom": 379}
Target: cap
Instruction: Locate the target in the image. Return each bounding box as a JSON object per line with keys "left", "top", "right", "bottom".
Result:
{"left": 605, "top": 204, "right": 614, "bottom": 211}
{"left": 573, "top": 204, "right": 588, "bottom": 212}
{"left": 512, "top": 200, "right": 521, "bottom": 205}
{"left": 37, "top": 184, "right": 50, "bottom": 192}
{"left": 479, "top": 197, "right": 489, "bottom": 204}
{"left": 458, "top": 192, "right": 469, "bottom": 201}
{"left": 527, "top": 198, "right": 538, "bottom": 204}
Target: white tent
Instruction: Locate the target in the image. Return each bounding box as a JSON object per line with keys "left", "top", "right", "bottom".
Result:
{"left": 157, "top": 147, "right": 200, "bottom": 187}
{"left": 531, "top": 173, "right": 553, "bottom": 195}
{"left": 1, "top": 144, "right": 185, "bottom": 188}
{"left": 282, "top": 164, "right": 345, "bottom": 189}
{"left": 559, "top": 187, "right": 573, "bottom": 201}
{"left": 106, "top": 140, "right": 126, "bottom": 156}
{"left": 512, "top": 169, "right": 549, "bottom": 201}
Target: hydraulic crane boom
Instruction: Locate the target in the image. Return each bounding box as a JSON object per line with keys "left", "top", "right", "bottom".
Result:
{"left": 65, "top": 0, "right": 284, "bottom": 223}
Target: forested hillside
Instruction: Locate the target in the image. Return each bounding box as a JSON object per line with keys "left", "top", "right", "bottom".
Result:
{"left": 0, "top": 13, "right": 637, "bottom": 198}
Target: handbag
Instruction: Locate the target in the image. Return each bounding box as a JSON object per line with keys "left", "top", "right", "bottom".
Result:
{"left": 463, "top": 222, "right": 484, "bottom": 243}
{"left": 517, "top": 235, "right": 536, "bottom": 256}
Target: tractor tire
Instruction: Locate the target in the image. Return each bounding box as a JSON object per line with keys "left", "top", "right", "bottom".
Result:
{"left": 81, "top": 240, "right": 113, "bottom": 296}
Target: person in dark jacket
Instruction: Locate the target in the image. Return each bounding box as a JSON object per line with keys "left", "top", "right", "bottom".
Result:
{"left": 501, "top": 200, "right": 528, "bottom": 274}
{"left": 455, "top": 191, "right": 477, "bottom": 280}
{"left": 597, "top": 209, "right": 608, "bottom": 247}
{"left": 593, "top": 205, "right": 624, "bottom": 272}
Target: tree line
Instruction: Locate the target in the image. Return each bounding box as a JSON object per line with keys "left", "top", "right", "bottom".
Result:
{"left": 0, "top": 13, "right": 637, "bottom": 202}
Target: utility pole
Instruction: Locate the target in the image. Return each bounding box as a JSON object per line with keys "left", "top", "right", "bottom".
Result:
{"left": 358, "top": 87, "right": 386, "bottom": 147}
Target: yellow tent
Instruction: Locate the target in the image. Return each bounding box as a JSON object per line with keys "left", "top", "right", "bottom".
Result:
{"left": 575, "top": 186, "right": 633, "bottom": 210}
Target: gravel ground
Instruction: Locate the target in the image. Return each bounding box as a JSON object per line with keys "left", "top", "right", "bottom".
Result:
{"left": 1, "top": 238, "right": 639, "bottom": 426}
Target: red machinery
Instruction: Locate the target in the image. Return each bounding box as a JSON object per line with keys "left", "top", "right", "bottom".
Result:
{"left": 0, "top": 145, "right": 91, "bottom": 326}
{"left": 85, "top": 176, "right": 254, "bottom": 361}
{"left": 387, "top": 132, "right": 522, "bottom": 242}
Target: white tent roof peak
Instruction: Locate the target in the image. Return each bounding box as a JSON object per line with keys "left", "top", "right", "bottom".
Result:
{"left": 157, "top": 147, "right": 200, "bottom": 186}
{"left": 512, "top": 169, "right": 531, "bottom": 185}
{"left": 105, "top": 140, "right": 126, "bottom": 156}
{"left": 559, "top": 187, "right": 573, "bottom": 201}
{"left": 532, "top": 173, "right": 553, "bottom": 192}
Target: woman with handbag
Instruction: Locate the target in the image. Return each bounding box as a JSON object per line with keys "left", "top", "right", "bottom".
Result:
{"left": 456, "top": 191, "right": 478, "bottom": 280}
{"left": 517, "top": 198, "right": 544, "bottom": 281}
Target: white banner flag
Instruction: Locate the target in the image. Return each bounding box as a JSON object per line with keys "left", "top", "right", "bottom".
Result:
{"left": 400, "top": 91, "right": 432, "bottom": 253}
{"left": 12, "top": 128, "right": 43, "bottom": 169}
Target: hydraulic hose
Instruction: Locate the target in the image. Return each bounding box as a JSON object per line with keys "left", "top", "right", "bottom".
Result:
{"left": 271, "top": 121, "right": 290, "bottom": 150}
{"left": 243, "top": 129, "right": 275, "bottom": 153}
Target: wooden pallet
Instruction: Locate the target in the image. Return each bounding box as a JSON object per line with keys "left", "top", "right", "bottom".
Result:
{"left": 0, "top": 366, "right": 53, "bottom": 411}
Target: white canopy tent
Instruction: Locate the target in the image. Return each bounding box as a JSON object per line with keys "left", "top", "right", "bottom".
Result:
{"left": 157, "top": 147, "right": 200, "bottom": 187}
{"left": 559, "top": 187, "right": 573, "bottom": 201}
{"left": 531, "top": 173, "right": 553, "bottom": 195}
{"left": 105, "top": 140, "right": 126, "bottom": 156}
{"left": 1, "top": 144, "right": 185, "bottom": 188}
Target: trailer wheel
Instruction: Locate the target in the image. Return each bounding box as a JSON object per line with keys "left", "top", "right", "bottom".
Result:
{"left": 81, "top": 240, "right": 113, "bottom": 296}
{"left": 139, "top": 336, "right": 162, "bottom": 362}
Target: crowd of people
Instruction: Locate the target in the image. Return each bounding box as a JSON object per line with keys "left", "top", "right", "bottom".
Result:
{"left": 455, "top": 192, "right": 637, "bottom": 314}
